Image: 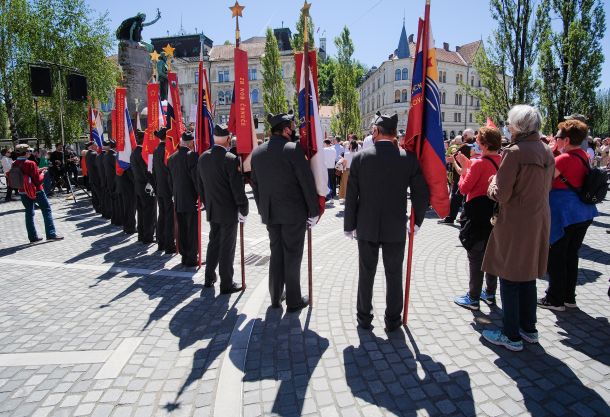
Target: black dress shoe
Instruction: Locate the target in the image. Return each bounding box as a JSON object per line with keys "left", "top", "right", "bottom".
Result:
{"left": 165, "top": 247, "right": 177, "bottom": 255}
{"left": 124, "top": 230, "right": 136, "bottom": 235}
{"left": 357, "top": 320, "right": 373, "bottom": 330}
{"left": 287, "top": 296, "right": 309, "bottom": 313}
{"left": 47, "top": 235, "right": 64, "bottom": 241}
{"left": 384, "top": 322, "right": 403, "bottom": 333}
{"left": 220, "top": 283, "right": 243, "bottom": 294}
{"left": 182, "top": 260, "right": 198, "bottom": 268}
{"left": 437, "top": 217, "right": 455, "bottom": 224}
{"left": 204, "top": 275, "right": 217, "bottom": 288}
{"left": 29, "top": 237, "right": 43, "bottom": 243}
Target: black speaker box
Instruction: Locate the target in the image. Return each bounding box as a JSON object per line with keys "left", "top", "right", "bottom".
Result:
{"left": 30, "top": 66, "right": 53, "bottom": 97}
{"left": 66, "top": 73, "right": 87, "bottom": 101}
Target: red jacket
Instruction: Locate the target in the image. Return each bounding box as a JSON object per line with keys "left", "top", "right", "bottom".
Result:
{"left": 12, "top": 158, "right": 44, "bottom": 193}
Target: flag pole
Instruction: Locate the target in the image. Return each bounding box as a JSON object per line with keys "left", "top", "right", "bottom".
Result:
{"left": 231, "top": 1, "right": 247, "bottom": 290}
{"left": 403, "top": 0, "right": 431, "bottom": 326}
{"left": 302, "top": 1, "right": 313, "bottom": 307}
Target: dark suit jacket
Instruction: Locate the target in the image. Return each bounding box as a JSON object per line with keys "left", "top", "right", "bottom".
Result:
{"left": 167, "top": 146, "right": 199, "bottom": 213}
{"left": 344, "top": 141, "right": 430, "bottom": 243}
{"left": 96, "top": 151, "right": 107, "bottom": 190}
{"left": 152, "top": 142, "right": 171, "bottom": 198}
{"left": 250, "top": 135, "right": 319, "bottom": 225}
{"left": 85, "top": 150, "right": 99, "bottom": 186}
{"left": 130, "top": 146, "right": 153, "bottom": 197}
{"left": 103, "top": 150, "right": 118, "bottom": 193}
{"left": 197, "top": 145, "right": 248, "bottom": 224}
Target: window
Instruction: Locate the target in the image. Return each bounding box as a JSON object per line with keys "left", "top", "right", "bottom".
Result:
{"left": 441, "top": 91, "right": 446, "bottom": 104}
{"left": 439, "top": 70, "right": 446, "bottom": 83}
{"left": 453, "top": 112, "right": 461, "bottom": 122}
{"left": 366, "top": 101, "right": 369, "bottom": 113}
{"left": 395, "top": 90, "right": 401, "bottom": 103}
{"left": 402, "top": 89, "right": 408, "bottom": 102}
{"left": 450, "top": 130, "right": 455, "bottom": 138}
{"left": 251, "top": 89, "right": 259, "bottom": 104}
{"left": 225, "top": 90, "right": 232, "bottom": 103}
{"left": 402, "top": 68, "right": 408, "bottom": 80}
{"left": 218, "top": 91, "right": 225, "bottom": 105}
{"left": 248, "top": 68, "right": 257, "bottom": 81}
{"left": 195, "top": 71, "right": 199, "bottom": 84}
{"left": 218, "top": 68, "right": 230, "bottom": 83}
{"left": 377, "top": 78, "right": 380, "bottom": 89}
{"left": 469, "top": 113, "right": 473, "bottom": 123}
{"left": 470, "top": 96, "right": 474, "bottom": 106}
{"left": 382, "top": 91, "right": 385, "bottom": 105}
{"left": 443, "top": 131, "right": 447, "bottom": 140}
{"left": 476, "top": 99, "right": 480, "bottom": 108}
{"left": 377, "top": 94, "right": 380, "bottom": 108}
{"left": 471, "top": 76, "right": 474, "bottom": 87}
{"left": 395, "top": 69, "right": 401, "bottom": 81}
{"left": 478, "top": 79, "right": 481, "bottom": 87}
{"left": 455, "top": 94, "right": 463, "bottom": 105}
{"left": 441, "top": 112, "right": 445, "bottom": 122}
{"left": 458, "top": 130, "right": 463, "bottom": 135}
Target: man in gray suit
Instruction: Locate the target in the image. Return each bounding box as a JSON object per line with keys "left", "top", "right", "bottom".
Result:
{"left": 344, "top": 112, "right": 430, "bottom": 332}
{"left": 250, "top": 112, "right": 320, "bottom": 312}
{"left": 197, "top": 124, "right": 248, "bottom": 294}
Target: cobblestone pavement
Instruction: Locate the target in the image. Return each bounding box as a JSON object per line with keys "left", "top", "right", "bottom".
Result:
{"left": 0, "top": 188, "right": 608, "bottom": 417}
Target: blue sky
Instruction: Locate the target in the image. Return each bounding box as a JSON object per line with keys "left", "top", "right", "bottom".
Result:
{"left": 89, "top": 0, "right": 610, "bottom": 89}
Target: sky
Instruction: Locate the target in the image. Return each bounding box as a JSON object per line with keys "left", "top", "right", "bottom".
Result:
{"left": 88, "top": 0, "right": 610, "bottom": 89}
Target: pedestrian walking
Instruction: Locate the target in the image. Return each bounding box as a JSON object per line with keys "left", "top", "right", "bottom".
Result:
{"left": 322, "top": 139, "right": 337, "bottom": 201}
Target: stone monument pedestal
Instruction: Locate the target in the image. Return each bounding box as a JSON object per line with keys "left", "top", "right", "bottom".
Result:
{"left": 118, "top": 41, "right": 152, "bottom": 120}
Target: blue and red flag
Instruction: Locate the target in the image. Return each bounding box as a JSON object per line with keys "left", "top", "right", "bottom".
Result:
{"left": 195, "top": 61, "right": 213, "bottom": 155}
{"left": 89, "top": 106, "right": 104, "bottom": 152}
{"left": 402, "top": 0, "right": 449, "bottom": 218}
{"left": 115, "top": 87, "right": 136, "bottom": 174}
{"left": 165, "top": 71, "right": 184, "bottom": 164}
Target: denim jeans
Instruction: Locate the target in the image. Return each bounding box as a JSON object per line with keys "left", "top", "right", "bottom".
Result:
{"left": 20, "top": 191, "right": 57, "bottom": 241}
{"left": 500, "top": 278, "right": 537, "bottom": 341}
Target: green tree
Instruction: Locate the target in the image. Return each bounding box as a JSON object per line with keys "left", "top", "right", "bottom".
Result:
{"left": 0, "top": 0, "right": 118, "bottom": 146}
{"left": 261, "top": 27, "right": 287, "bottom": 134}
{"left": 591, "top": 88, "right": 610, "bottom": 137}
{"left": 537, "top": 0, "right": 606, "bottom": 132}
{"left": 318, "top": 57, "right": 336, "bottom": 105}
{"left": 467, "top": 0, "right": 549, "bottom": 125}
{"left": 332, "top": 27, "right": 360, "bottom": 140}
{"left": 292, "top": 9, "right": 315, "bottom": 52}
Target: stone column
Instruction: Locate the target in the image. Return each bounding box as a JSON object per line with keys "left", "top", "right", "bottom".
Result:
{"left": 118, "top": 40, "right": 152, "bottom": 119}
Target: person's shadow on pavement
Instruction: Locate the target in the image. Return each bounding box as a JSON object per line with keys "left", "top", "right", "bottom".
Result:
{"left": 344, "top": 328, "right": 476, "bottom": 416}
{"left": 553, "top": 311, "right": 610, "bottom": 367}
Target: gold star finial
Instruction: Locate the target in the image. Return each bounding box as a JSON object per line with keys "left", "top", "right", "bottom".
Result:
{"left": 230, "top": 1, "right": 245, "bottom": 18}
{"left": 150, "top": 50, "right": 161, "bottom": 63}
{"left": 162, "top": 44, "right": 175, "bottom": 58}
{"left": 301, "top": 1, "right": 311, "bottom": 16}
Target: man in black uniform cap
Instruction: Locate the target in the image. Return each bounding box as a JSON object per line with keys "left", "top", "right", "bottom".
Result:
{"left": 97, "top": 140, "right": 111, "bottom": 219}
{"left": 152, "top": 128, "right": 176, "bottom": 254}
{"left": 197, "top": 123, "right": 248, "bottom": 293}
{"left": 117, "top": 148, "right": 136, "bottom": 235}
{"left": 167, "top": 131, "right": 199, "bottom": 267}
{"left": 131, "top": 130, "right": 156, "bottom": 243}
{"left": 250, "top": 111, "right": 320, "bottom": 312}
{"left": 344, "top": 111, "right": 430, "bottom": 332}
{"left": 102, "top": 140, "right": 124, "bottom": 225}
{"left": 84, "top": 141, "right": 101, "bottom": 213}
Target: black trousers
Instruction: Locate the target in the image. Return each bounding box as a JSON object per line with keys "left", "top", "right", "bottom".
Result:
{"left": 157, "top": 197, "right": 176, "bottom": 252}
{"left": 448, "top": 180, "right": 464, "bottom": 221}
{"left": 121, "top": 190, "right": 136, "bottom": 233}
{"left": 327, "top": 168, "right": 337, "bottom": 198}
{"left": 177, "top": 211, "right": 198, "bottom": 265}
{"left": 111, "top": 192, "right": 123, "bottom": 226}
{"left": 101, "top": 187, "right": 113, "bottom": 219}
{"left": 357, "top": 239, "right": 406, "bottom": 329}
{"left": 546, "top": 220, "right": 592, "bottom": 305}
{"left": 90, "top": 181, "right": 101, "bottom": 213}
{"left": 467, "top": 239, "right": 497, "bottom": 299}
{"left": 266, "top": 222, "right": 306, "bottom": 307}
{"left": 206, "top": 222, "right": 238, "bottom": 289}
{"left": 136, "top": 193, "right": 156, "bottom": 242}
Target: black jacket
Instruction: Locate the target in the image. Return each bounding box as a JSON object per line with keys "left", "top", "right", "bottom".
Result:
{"left": 344, "top": 141, "right": 430, "bottom": 243}
{"left": 130, "top": 145, "right": 153, "bottom": 197}
{"left": 102, "top": 150, "right": 118, "bottom": 193}
{"left": 152, "top": 142, "right": 171, "bottom": 198}
{"left": 167, "top": 146, "right": 199, "bottom": 213}
{"left": 197, "top": 145, "right": 248, "bottom": 224}
{"left": 250, "top": 135, "right": 319, "bottom": 225}
{"left": 96, "top": 151, "right": 107, "bottom": 190}
{"left": 85, "top": 150, "right": 99, "bottom": 186}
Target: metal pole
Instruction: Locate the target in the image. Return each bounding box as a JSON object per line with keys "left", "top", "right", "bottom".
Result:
{"left": 57, "top": 67, "right": 76, "bottom": 203}
{"left": 34, "top": 98, "right": 40, "bottom": 151}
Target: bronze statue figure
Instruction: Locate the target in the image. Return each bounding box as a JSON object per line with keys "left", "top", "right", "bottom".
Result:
{"left": 116, "top": 9, "right": 161, "bottom": 43}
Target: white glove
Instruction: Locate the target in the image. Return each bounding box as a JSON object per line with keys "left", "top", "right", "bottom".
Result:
{"left": 408, "top": 225, "right": 420, "bottom": 237}
{"left": 145, "top": 183, "right": 155, "bottom": 197}
{"left": 307, "top": 216, "right": 319, "bottom": 228}
{"left": 238, "top": 213, "right": 247, "bottom": 223}
{"left": 344, "top": 230, "right": 357, "bottom": 240}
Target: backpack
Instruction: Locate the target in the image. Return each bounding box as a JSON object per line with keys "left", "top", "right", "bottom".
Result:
{"left": 559, "top": 152, "right": 608, "bottom": 204}
{"left": 8, "top": 165, "right": 24, "bottom": 189}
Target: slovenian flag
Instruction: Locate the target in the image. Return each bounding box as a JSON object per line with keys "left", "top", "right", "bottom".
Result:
{"left": 296, "top": 50, "right": 329, "bottom": 202}
{"left": 115, "top": 87, "right": 136, "bottom": 172}
{"left": 89, "top": 107, "right": 104, "bottom": 151}
{"left": 402, "top": 2, "right": 449, "bottom": 218}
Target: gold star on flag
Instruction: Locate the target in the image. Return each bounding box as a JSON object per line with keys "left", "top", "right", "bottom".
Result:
{"left": 162, "top": 44, "right": 175, "bottom": 58}
{"left": 301, "top": 1, "right": 311, "bottom": 15}
{"left": 230, "top": 1, "right": 245, "bottom": 18}
{"left": 150, "top": 50, "right": 161, "bottom": 62}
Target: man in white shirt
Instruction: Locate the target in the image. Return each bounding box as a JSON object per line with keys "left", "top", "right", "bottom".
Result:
{"left": 333, "top": 137, "right": 344, "bottom": 162}
{"left": 1, "top": 148, "right": 15, "bottom": 201}
{"left": 362, "top": 120, "right": 375, "bottom": 150}
{"left": 323, "top": 139, "right": 337, "bottom": 201}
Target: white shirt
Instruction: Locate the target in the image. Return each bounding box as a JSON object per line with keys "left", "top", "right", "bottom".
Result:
{"left": 362, "top": 135, "right": 373, "bottom": 149}
{"left": 586, "top": 147, "right": 595, "bottom": 162}
{"left": 333, "top": 143, "right": 344, "bottom": 162}
{"left": 343, "top": 151, "right": 356, "bottom": 169}
{"left": 323, "top": 147, "right": 337, "bottom": 169}
{"left": 1, "top": 155, "right": 12, "bottom": 173}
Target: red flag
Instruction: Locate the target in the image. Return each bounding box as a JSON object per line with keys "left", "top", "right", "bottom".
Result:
{"left": 165, "top": 71, "right": 184, "bottom": 163}
{"left": 142, "top": 83, "right": 162, "bottom": 168}
{"left": 111, "top": 108, "right": 117, "bottom": 141}
{"left": 195, "top": 62, "right": 214, "bottom": 155}
{"left": 228, "top": 47, "right": 256, "bottom": 165}
{"left": 115, "top": 88, "right": 126, "bottom": 152}
{"left": 486, "top": 117, "right": 497, "bottom": 128}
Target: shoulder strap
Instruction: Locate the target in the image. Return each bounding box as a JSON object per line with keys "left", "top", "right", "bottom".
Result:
{"left": 571, "top": 151, "right": 590, "bottom": 171}
{"left": 482, "top": 156, "right": 499, "bottom": 171}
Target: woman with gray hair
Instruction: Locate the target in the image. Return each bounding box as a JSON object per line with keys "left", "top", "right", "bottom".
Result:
{"left": 481, "top": 105, "right": 555, "bottom": 352}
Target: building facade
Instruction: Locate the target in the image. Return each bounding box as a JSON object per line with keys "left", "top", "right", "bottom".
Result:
{"left": 359, "top": 22, "right": 484, "bottom": 140}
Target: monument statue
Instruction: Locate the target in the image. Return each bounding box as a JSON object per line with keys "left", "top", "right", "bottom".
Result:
{"left": 156, "top": 52, "right": 169, "bottom": 101}
{"left": 116, "top": 9, "right": 161, "bottom": 45}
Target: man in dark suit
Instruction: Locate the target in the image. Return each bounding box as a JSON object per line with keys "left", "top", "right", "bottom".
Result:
{"left": 131, "top": 130, "right": 156, "bottom": 243}
{"left": 152, "top": 128, "right": 176, "bottom": 254}
{"left": 103, "top": 140, "right": 122, "bottom": 226}
{"left": 197, "top": 124, "right": 248, "bottom": 294}
{"left": 117, "top": 160, "right": 136, "bottom": 234}
{"left": 250, "top": 112, "right": 320, "bottom": 312}
{"left": 167, "top": 132, "right": 200, "bottom": 267}
{"left": 97, "top": 141, "right": 110, "bottom": 219}
{"left": 84, "top": 141, "right": 101, "bottom": 213}
{"left": 344, "top": 112, "right": 430, "bottom": 332}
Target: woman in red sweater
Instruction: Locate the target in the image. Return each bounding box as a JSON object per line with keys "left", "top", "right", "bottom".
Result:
{"left": 11, "top": 144, "right": 63, "bottom": 243}
{"left": 453, "top": 127, "right": 502, "bottom": 310}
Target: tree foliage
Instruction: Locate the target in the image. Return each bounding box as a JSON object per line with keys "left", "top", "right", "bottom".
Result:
{"left": 332, "top": 26, "right": 361, "bottom": 139}
{"left": 317, "top": 57, "right": 336, "bottom": 105}
{"left": 537, "top": 0, "right": 606, "bottom": 133}
{"left": 591, "top": 88, "right": 610, "bottom": 137}
{"left": 0, "top": 0, "right": 118, "bottom": 145}
{"left": 261, "top": 27, "right": 287, "bottom": 133}
{"left": 468, "top": 0, "right": 548, "bottom": 125}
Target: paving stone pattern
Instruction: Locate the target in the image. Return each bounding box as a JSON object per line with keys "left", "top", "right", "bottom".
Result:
{"left": 0, "top": 189, "right": 608, "bottom": 417}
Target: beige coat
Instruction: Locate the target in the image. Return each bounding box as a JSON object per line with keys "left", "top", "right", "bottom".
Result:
{"left": 482, "top": 133, "right": 555, "bottom": 282}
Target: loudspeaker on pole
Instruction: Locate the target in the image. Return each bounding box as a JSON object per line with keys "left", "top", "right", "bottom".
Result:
{"left": 29, "top": 66, "right": 53, "bottom": 97}
{"left": 66, "top": 73, "right": 88, "bottom": 102}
